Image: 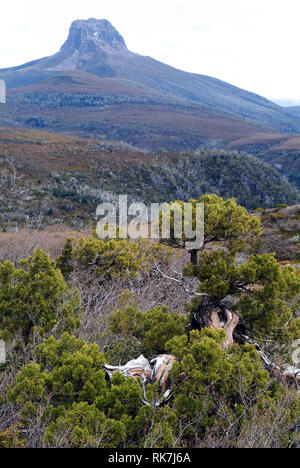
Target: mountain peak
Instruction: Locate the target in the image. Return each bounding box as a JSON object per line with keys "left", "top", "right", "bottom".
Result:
{"left": 60, "top": 19, "right": 127, "bottom": 55}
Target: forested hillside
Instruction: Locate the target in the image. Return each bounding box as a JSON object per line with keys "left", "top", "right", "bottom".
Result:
{"left": 0, "top": 127, "right": 298, "bottom": 232}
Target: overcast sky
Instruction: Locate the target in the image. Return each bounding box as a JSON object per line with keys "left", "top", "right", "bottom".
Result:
{"left": 1, "top": 0, "right": 300, "bottom": 101}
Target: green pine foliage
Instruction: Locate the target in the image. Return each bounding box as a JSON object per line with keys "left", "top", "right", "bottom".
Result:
{"left": 109, "top": 304, "right": 188, "bottom": 360}
{"left": 161, "top": 194, "right": 261, "bottom": 262}
{"left": 1, "top": 195, "right": 299, "bottom": 448}
{"left": 7, "top": 333, "right": 165, "bottom": 447}
{"left": 56, "top": 238, "right": 74, "bottom": 278}
{"left": 6, "top": 330, "right": 299, "bottom": 448}
{"left": 0, "top": 249, "right": 80, "bottom": 342}
{"left": 72, "top": 236, "right": 172, "bottom": 280}
{"left": 165, "top": 329, "right": 299, "bottom": 445}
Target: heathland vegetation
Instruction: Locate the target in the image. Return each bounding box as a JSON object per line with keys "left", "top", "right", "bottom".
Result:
{"left": 0, "top": 128, "right": 298, "bottom": 233}
{"left": 0, "top": 195, "right": 299, "bottom": 448}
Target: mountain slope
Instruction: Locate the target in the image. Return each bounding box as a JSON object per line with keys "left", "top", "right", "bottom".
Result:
{"left": 1, "top": 18, "right": 300, "bottom": 136}
{"left": 285, "top": 106, "right": 300, "bottom": 118}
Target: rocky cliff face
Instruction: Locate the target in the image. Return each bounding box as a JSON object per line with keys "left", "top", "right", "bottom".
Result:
{"left": 60, "top": 19, "right": 127, "bottom": 56}
{"left": 47, "top": 19, "right": 129, "bottom": 75}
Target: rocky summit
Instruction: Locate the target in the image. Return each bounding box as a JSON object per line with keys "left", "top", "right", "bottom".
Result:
{"left": 60, "top": 19, "right": 128, "bottom": 56}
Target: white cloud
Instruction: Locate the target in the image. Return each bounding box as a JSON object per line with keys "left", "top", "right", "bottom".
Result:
{"left": 0, "top": 0, "right": 300, "bottom": 99}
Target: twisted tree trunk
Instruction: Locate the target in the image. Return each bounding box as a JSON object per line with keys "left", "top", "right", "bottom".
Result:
{"left": 193, "top": 302, "right": 300, "bottom": 387}
{"left": 206, "top": 308, "right": 240, "bottom": 348}
{"left": 192, "top": 297, "right": 240, "bottom": 349}
{"left": 104, "top": 354, "right": 176, "bottom": 406}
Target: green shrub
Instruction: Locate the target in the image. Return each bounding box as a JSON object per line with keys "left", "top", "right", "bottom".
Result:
{"left": 0, "top": 249, "right": 80, "bottom": 342}
{"left": 110, "top": 304, "right": 188, "bottom": 357}
{"left": 165, "top": 329, "right": 299, "bottom": 445}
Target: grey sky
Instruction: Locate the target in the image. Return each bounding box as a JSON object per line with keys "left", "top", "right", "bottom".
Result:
{"left": 1, "top": 0, "right": 300, "bottom": 101}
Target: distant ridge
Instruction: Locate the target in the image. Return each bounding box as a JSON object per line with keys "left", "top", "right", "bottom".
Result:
{"left": 271, "top": 99, "right": 300, "bottom": 107}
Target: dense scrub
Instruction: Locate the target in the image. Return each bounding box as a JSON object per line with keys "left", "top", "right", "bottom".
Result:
{"left": 0, "top": 196, "right": 300, "bottom": 448}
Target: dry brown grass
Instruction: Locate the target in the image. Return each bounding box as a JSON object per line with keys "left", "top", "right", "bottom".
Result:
{"left": 0, "top": 126, "right": 153, "bottom": 184}
{"left": 0, "top": 226, "right": 90, "bottom": 263}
